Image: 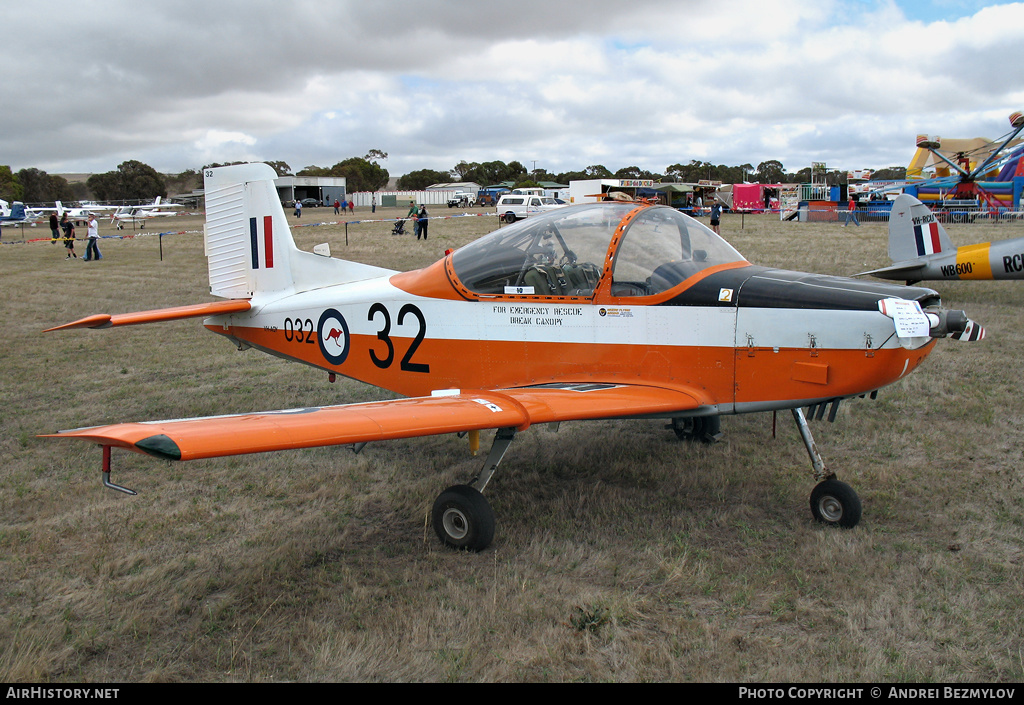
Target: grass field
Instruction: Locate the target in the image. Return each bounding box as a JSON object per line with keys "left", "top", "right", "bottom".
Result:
{"left": 2, "top": 206, "right": 1023, "bottom": 682}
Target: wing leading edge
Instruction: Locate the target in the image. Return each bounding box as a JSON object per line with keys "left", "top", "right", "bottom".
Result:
{"left": 43, "top": 383, "right": 703, "bottom": 461}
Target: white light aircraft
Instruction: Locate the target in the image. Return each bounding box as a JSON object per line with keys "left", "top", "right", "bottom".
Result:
{"left": 110, "top": 197, "right": 184, "bottom": 228}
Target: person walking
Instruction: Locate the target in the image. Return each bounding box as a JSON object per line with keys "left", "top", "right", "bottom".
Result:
{"left": 709, "top": 202, "right": 722, "bottom": 235}
{"left": 61, "top": 213, "right": 77, "bottom": 259}
{"left": 844, "top": 197, "right": 860, "bottom": 227}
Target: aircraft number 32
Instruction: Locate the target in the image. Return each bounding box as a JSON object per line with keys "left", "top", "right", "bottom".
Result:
{"left": 368, "top": 303, "right": 430, "bottom": 373}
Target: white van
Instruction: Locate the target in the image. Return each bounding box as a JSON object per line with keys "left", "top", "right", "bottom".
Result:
{"left": 495, "top": 194, "right": 565, "bottom": 223}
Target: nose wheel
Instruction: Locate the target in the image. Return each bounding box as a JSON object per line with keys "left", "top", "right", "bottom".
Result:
{"left": 792, "top": 407, "right": 862, "bottom": 528}
{"left": 809, "top": 478, "right": 862, "bottom": 528}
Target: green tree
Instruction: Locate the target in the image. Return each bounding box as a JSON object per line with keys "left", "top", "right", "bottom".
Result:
{"left": 265, "top": 161, "right": 293, "bottom": 176}
{"left": 584, "top": 165, "right": 613, "bottom": 178}
{"left": 87, "top": 160, "right": 167, "bottom": 201}
{"left": 329, "top": 157, "right": 389, "bottom": 192}
{"left": 397, "top": 169, "right": 452, "bottom": 190}
{"left": 872, "top": 166, "right": 907, "bottom": 180}
{"left": 16, "top": 168, "right": 73, "bottom": 203}
{"left": 1, "top": 165, "right": 24, "bottom": 203}
{"left": 452, "top": 161, "right": 477, "bottom": 180}
{"left": 614, "top": 166, "right": 659, "bottom": 180}
{"left": 755, "top": 160, "right": 786, "bottom": 184}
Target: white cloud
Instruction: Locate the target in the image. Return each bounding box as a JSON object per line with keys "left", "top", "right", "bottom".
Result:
{"left": 1, "top": 0, "right": 1021, "bottom": 178}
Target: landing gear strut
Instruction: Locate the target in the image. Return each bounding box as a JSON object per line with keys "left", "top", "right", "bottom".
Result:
{"left": 791, "top": 407, "right": 862, "bottom": 528}
{"left": 431, "top": 427, "right": 515, "bottom": 551}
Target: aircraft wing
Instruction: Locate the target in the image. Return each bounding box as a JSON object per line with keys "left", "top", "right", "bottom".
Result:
{"left": 43, "top": 383, "right": 702, "bottom": 461}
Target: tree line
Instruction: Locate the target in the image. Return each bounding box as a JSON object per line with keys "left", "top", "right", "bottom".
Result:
{"left": 2, "top": 152, "right": 907, "bottom": 205}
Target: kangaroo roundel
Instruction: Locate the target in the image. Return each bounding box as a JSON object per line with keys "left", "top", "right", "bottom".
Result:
{"left": 317, "top": 308, "right": 350, "bottom": 365}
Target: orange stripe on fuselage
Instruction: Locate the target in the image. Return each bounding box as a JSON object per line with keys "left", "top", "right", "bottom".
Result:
{"left": 212, "top": 324, "right": 935, "bottom": 408}
{"left": 956, "top": 242, "right": 993, "bottom": 280}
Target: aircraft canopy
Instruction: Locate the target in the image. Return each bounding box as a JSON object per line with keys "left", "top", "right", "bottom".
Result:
{"left": 450, "top": 203, "right": 745, "bottom": 298}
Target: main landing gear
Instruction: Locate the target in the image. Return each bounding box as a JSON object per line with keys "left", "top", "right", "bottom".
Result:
{"left": 668, "top": 415, "right": 723, "bottom": 444}
{"left": 791, "top": 407, "right": 862, "bottom": 528}
{"left": 431, "top": 427, "right": 515, "bottom": 551}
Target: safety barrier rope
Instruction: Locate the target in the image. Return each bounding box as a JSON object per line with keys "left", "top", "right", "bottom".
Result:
{"left": 0, "top": 210, "right": 502, "bottom": 246}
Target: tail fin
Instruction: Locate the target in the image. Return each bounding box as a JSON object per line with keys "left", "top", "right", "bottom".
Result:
{"left": 888, "top": 194, "right": 954, "bottom": 262}
{"left": 203, "top": 163, "right": 395, "bottom": 300}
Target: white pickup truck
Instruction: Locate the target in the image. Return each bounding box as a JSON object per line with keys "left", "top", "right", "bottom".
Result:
{"left": 495, "top": 194, "right": 566, "bottom": 223}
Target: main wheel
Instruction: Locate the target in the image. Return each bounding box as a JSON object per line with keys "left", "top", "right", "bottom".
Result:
{"left": 809, "top": 479, "right": 862, "bottom": 528}
{"left": 432, "top": 485, "right": 495, "bottom": 551}
{"left": 670, "top": 416, "right": 722, "bottom": 444}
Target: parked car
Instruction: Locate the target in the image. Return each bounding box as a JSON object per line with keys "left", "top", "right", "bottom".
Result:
{"left": 447, "top": 192, "right": 475, "bottom": 208}
{"left": 495, "top": 194, "right": 566, "bottom": 223}
{"left": 300, "top": 198, "right": 322, "bottom": 207}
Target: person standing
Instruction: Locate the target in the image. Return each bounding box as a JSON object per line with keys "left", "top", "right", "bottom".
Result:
{"left": 49, "top": 212, "right": 60, "bottom": 244}
{"left": 333, "top": 199, "right": 340, "bottom": 215}
{"left": 61, "top": 213, "right": 77, "bottom": 259}
{"left": 84, "top": 213, "right": 101, "bottom": 261}
{"left": 710, "top": 202, "right": 722, "bottom": 235}
{"left": 417, "top": 203, "right": 429, "bottom": 240}
{"left": 294, "top": 199, "right": 302, "bottom": 218}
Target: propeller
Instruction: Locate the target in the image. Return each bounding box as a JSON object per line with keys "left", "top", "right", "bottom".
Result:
{"left": 949, "top": 318, "right": 986, "bottom": 342}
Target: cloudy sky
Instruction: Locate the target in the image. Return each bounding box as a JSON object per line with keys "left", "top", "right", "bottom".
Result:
{"left": 2, "top": 0, "right": 1022, "bottom": 180}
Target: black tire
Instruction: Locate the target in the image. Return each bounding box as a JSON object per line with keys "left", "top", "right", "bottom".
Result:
{"left": 503, "top": 212, "right": 516, "bottom": 224}
{"left": 432, "top": 485, "right": 495, "bottom": 551}
{"left": 809, "top": 479, "right": 862, "bottom": 528}
{"left": 670, "top": 416, "right": 721, "bottom": 444}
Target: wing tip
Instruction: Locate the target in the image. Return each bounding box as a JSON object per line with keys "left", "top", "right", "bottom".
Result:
{"left": 134, "top": 434, "right": 182, "bottom": 461}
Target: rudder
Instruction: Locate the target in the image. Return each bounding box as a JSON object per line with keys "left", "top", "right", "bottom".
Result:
{"left": 203, "top": 163, "right": 398, "bottom": 301}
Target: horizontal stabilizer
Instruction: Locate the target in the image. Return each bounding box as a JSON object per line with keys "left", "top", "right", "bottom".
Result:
{"left": 44, "top": 299, "right": 251, "bottom": 331}
{"left": 856, "top": 262, "right": 927, "bottom": 280}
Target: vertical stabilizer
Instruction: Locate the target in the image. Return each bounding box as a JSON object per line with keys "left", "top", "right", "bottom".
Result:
{"left": 888, "top": 194, "right": 954, "bottom": 263}
{"left": 205, "top": 163, "right": 296, "bottom": 298}
{"left": 203, "top": 163, "right": 397, "bottom": 301}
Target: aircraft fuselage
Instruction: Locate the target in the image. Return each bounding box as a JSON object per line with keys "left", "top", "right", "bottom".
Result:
{"left": 206, "top": 263, "right": 939, "bottom": 417}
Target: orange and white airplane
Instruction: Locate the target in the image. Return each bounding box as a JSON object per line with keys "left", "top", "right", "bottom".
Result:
{"left": 44, "top": 163, "right": 983, "bottom": 551}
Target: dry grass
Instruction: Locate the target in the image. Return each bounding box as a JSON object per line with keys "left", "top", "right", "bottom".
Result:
{"left": 2, "top": 206, "right": 1023, "bottom": 682}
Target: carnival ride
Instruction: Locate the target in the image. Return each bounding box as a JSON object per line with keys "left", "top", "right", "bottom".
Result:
{"left": 902, "top": 111, "right": 1024, "bottom": 214}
